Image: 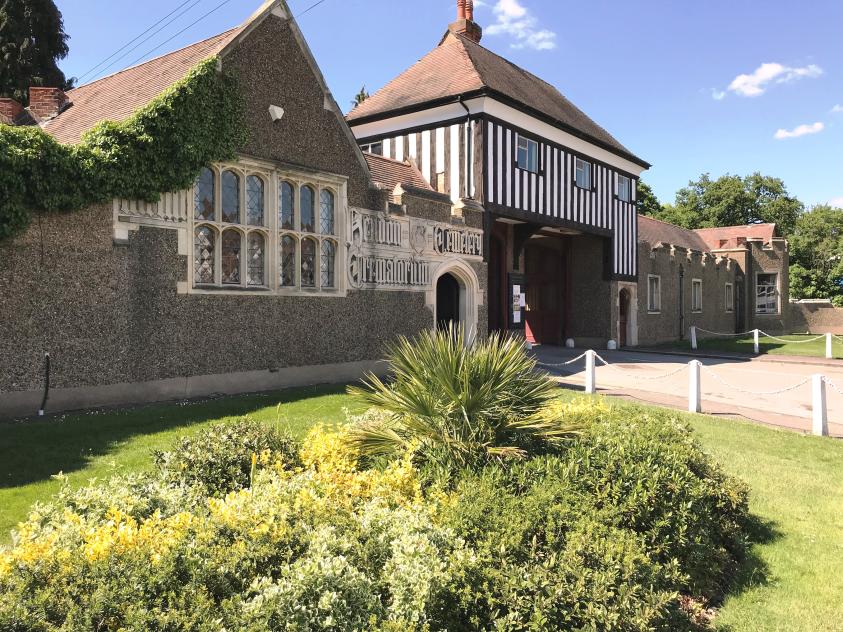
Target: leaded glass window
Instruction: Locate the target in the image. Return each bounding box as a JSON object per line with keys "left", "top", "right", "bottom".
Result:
{"left": 301, "top": 237, "right": 316, "bottom": 288}
{"left": 301, "top": 185, "right": 315, "bottom": 233}
{"left": 194, "top": 226, "right": 215, "bottom": 284}
{"left": 247, "top": 232, "right": 265, "bottom": 286}
{"left": 320, "top": 189, "right": 335, "bottom": 235}
{"left": 321, "top": 240, "right": 336, "bottom": 288}
{"left": 194, "top": 168, "right": 215, "bottom": 221}
{"left": 246, "top": 176, "right": 264, "bottom": 226}
{"left": 222, "top": 170, "right": 240, "bottom": 223}
{"left": 280, "top": 181, "right": 294, "bottom": 230}
{"left": 280, "top": 235, "right": 297, "bottom": 287}
{"left": 221, "top": 230, "right": 242, "bottom": 284}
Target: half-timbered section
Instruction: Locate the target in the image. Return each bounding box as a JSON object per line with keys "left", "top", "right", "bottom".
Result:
{"left": 348, "top": 0, "right": 649, "bottom": 346}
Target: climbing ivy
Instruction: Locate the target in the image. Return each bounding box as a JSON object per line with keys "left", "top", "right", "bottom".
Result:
{"left": 0, "top": 56, "right": 246, "bottom": 240}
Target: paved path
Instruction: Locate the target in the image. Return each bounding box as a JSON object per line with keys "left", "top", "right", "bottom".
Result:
{"left": 533, "top": 346, "right": 843, "bottom": 437}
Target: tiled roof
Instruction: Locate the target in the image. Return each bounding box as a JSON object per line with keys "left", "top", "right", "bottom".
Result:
{"left": 347, "top": 32, "right": 647, "bottom": 168}
{"left": 638, "top": 215, "right": 710, "bottom": 251}
{"left": 364, "top": 152, "right": 432, "bottom": 191}
{"left": 41, "top": 28, "right": 241, "bottom": 145}
{"left": 694, "top": 224, "right": 777, "bottom": 250}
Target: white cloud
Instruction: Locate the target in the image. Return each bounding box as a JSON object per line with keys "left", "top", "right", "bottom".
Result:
{"left": 832, "top": 104, "right": 843, "bottom": 113}
{"left": 711, "top": 89, "right": 726, "bottom": 101}
{"left": 727, "top": 62, "right": 823, "bottom": 97}
{"left": 829, "top": 197, "right": 843, "bottom": 208}
{"left": 773, "top": 121, "right": 824, "bottom": 140}
{"left": 483, "top": 0, "right": 557, "bottom": 51}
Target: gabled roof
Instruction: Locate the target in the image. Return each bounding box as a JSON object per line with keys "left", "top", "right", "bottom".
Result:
{"left": 364, "top": 153, "right": 432, "bottom": 191}
{"left": 347, "top": 31, "right": 648, "bottom": 168}
{"left": 41, "top": 29, "right": 241, "bottom": 145}
{"left": 694, "top": 224, "right": 777, "bottom": 250}
{"left": 638, "top": 215, "right": 710, "bottom": 252}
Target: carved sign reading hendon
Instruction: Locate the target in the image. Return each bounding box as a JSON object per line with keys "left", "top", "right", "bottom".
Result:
{"left": 347, "top": 208, "right": 483, "bottom": 291}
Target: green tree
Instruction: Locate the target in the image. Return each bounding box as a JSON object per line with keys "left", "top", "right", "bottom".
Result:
{"left": 655, "top": 172, "right": 803, "bottom": 235}
{"left": 350, "top": 85, "right": 369, "bottom": 110}
{"left": 0, "top": 0, "right": 71, "bottom": 105}
{"left": 789, "top": 204, "right": 843, "bottom": 305}
{"left": 636, "top": 180, "right": 663, "bottom": 216}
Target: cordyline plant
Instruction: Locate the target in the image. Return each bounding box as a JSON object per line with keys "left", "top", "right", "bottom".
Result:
{"left": 347, "top": 325, "right": 581, "bottom": 474}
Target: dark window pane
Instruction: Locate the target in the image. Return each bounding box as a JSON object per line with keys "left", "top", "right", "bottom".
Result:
{"left": 320, "top": 189, "right": 334, "bottom": 235}
{"left": 280, "top": 234, "right": 297, "bottom": 287}
{"left": 193, "top": 226, "right": 215, "bottom": 284}
{"left": 194, "top": 168, "right": 215, "bottom": 221}
{"left": 301, "top": 237, "right": 316, "bottom": 287}
{"left": 320, "top": 240, "right": 336, "bottom": 288}
{"left": 246, "top": 176, "right": 264, "bottom": 226}
{"left": 301, "top": 185, "right": 315, "bottom": 233}
{"left": 222, "top": 230, "right": 242, "bottom": 284}
{"left": 247, "top": 232, "right": 265, "bottom": 286}
{"left": 280, "top": 181, "right": 294, "bottom": 230}
{"left": 222, "top": 170, "right": 240, "bottom": 223}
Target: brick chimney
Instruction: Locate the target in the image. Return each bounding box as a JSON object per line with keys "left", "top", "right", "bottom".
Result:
{"left": 0, "top": 97, "right": 25, "bottom": 124}
{"left": 28, "top": 87, "right": 71, "bottom": 121}
{"left": 449, "top": 0, "right": 482, "bottom": 43}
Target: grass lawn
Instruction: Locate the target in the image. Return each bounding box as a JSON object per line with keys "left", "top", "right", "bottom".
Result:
{"left": 662, "top": 333, "right": 843, "bottom": 359}
{"left": 1, "top": 386, "right": 841, "bottom": 630}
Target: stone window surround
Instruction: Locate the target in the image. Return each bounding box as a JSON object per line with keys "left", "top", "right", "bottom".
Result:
{"left": 188, "top": 159, "right": 348, "bottom": 297}
{"left": 647, "top": 274, "right": 661, "bottom": 314}
{"left": 691, "top": 278, "right": 703, "bottom": 313}
{"left": 755, "top": 272, "right": 780, "bottom": 315}
{"left": 725, "top": 282, "right": 734, "bottom": 313}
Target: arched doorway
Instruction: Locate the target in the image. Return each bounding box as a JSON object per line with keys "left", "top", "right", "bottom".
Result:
{"left": 436, "top": 272, "right": 461, "bottom": 330}
{"left": 619, "top": 288, "right": 631, "bottom": 347}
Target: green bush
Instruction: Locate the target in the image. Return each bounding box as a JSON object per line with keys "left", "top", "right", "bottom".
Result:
{"left": 347, "top": 326, "right": 580, "bottom": 476}
{"left": 0, "top": 401, "right": 751, "bottom": 631}
{"left": 153, "top": 417, "right": 300, "bottom": 497}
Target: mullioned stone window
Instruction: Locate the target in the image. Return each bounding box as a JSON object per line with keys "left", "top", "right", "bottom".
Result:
{"left": 191, "top": 162, "right": 343, "bottom": 295}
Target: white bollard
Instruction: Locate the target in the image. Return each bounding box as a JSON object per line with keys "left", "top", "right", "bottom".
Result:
{"left": 565, "top": 338, "right": 575, "bottom": 349}
{"left": 826, "top": 333, "right": 833, "bottom": 360}
{"left": 690, "top": 326, "right": 698, "bottom": 350}
{"left": 812, "top": 374, "right": 828, "bottom": 436}
{"left": 585, "top": 349, "right": 596, "bottom": 394}
{"left": 753, "top": 329, "right": 760, "bottom": 355}
{"left": 688, "top": 360, "right": 701, "bottom": 413}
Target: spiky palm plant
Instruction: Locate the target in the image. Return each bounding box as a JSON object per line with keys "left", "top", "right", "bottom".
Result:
{"left": 346, "top": 326, "right": 580, "bottom": 474}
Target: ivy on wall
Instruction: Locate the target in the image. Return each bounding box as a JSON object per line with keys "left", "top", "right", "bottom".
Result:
{"left": 0, "top": 56, "right": 246, "bottom": 240}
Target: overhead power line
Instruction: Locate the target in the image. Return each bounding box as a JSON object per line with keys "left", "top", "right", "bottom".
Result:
{"left": 79, "top": 0, "right": 207, "bottom": 82}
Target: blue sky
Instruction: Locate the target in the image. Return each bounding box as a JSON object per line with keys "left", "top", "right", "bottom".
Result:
{"left": 56, "top": 0, "right": 843, "bottom": 208}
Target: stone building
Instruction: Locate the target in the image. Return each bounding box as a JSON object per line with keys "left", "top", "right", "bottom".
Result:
{"left": 0, "top": 0, "right": 794, "bottom": 417}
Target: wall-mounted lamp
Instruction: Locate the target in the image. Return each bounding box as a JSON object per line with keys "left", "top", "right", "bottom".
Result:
{"left": 268, "top": 105, "right": 285, "bottom": 121}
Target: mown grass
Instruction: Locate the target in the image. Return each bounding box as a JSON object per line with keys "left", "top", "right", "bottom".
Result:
{"left": 0, "top": 385, "right": 365, "bottom": 542}
{"left": 663, "top": 333, "right": 843, "bottom": 359}
{"left": 1, "top": 386, "right": 841, "bottom": 630}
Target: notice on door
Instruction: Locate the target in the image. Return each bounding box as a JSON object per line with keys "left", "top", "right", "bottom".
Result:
{"left": 512, "top": 284, "right": 521, "bottom": 324}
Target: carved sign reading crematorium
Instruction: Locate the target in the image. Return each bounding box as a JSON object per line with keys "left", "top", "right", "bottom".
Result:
{"left": 348, "top": 208, "right": 483, "bottom": 291}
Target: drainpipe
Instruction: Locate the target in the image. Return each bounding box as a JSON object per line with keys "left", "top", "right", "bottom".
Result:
{"left": 457, "top": 96, "right": 472, "bottom": 199}
{"left": 678, "top": 265, "right": 685, "bottom": 341}
{"left": 38, "top": 352, "right": 51, "bottom": 416}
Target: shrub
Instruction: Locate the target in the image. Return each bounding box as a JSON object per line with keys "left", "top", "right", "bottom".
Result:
{"left": 347, "top": 326, "right": 580, "bottom": 475}
{"left": 153, "top": 417, "right": 300, "bottom": 497}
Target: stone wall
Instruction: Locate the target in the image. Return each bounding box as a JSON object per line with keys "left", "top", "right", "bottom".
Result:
{"left": 789, "top": 301, "right": 843, "bottom": 334}
{"left": 636, "top": 241, "right": 738, "bottom": 345}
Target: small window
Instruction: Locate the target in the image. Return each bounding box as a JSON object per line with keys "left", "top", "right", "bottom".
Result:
{"left": 221, "top": 170, "right": 240, "bottom": 223}
{"left": 647, "top": 275, "right": 661, "bottom": 313}
{"left": 320, "top": 189, "right": 335, "bottom": 235}
{"left": 193, "top": 226, "right": 216, "bottom": 284}
{"left": 221, "top": 229, "right": 242, "bottom": 285}
{"left": 194, "top": 168, "right": 215, "bottom": 221}
{"left": 618, "top": 175, "right": 631, "bottom": 202}
{"left": 280, "top": 234, "right": 297, "bottom": 287}
{"left": 725, "top": 283, "right": 734, "bottom": 312}
{"left": 363, "top": 141, "right": 383, "bottom": 155}
{"left": 756, "top": 273, "right": 778, "bottom": 314}
{"left": 280, "top": 181, "right": 295, "bottom": 230}
{"left": 691, "top": 279, "right": 703, "bottom": 313}
{"left": 247, "top": 232, "right": 266, "bottom": 286}
{"left": 516, "top": 136, "right": 539, "bottom": 173}
{"left": 246, "top": 176, "right": 264, "bottom": 226}
{"left": 575, "top": 158, "right": 592, "bottom": 189}
{"left": 301, "top": 237, "right": 317, "bottom": 288}
{"left": 300, "top": 185, "right": 315, "bottom": 233}
{"left": 321, "top": 240, "right": 336, "bottom": 288}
